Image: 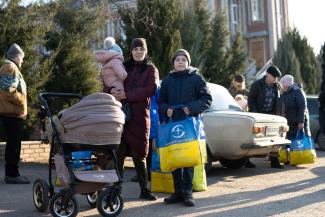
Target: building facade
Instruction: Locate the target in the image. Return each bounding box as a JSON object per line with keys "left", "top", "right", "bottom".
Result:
{"left": 209, "top": 0, "right": 289, "bottom": 69}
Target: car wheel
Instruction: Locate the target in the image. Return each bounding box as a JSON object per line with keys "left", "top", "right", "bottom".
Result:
{"left": 219, "top": 158, "right": 248, "bottom": 169}
{"left": 316, "top": 131, "right": 325, "bottom": 151}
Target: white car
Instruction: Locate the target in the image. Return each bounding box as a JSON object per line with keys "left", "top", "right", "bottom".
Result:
{"left": 203, "top": 83, "right": 291, "bottom": 169}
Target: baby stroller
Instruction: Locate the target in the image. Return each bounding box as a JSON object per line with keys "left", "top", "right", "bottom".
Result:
{"left": 32, "top": 92, "right": 124, "bottom": 217}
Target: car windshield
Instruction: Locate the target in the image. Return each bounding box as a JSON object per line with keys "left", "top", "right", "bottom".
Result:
{"left": 207, "top": 83, "right": 242, "bottom": 112}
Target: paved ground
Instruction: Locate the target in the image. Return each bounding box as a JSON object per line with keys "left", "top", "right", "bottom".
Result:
{"left": 1, "top": 152, "right": 325, "bottom": 217}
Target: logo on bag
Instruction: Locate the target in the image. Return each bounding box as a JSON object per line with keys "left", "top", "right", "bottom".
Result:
{"left": 171, "top": 125, "right": 185, "bottom": 138}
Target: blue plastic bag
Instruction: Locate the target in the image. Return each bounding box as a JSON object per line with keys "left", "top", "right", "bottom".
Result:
{"left": 156, "top": 116, "right": 206, "bottom": 172}
{"left": 290, "top": 129, "right": 317, "bottom": 165}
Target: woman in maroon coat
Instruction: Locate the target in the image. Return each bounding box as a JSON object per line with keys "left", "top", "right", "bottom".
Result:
{"left": 112, "top": 38, "right": 159, "bottom": 200}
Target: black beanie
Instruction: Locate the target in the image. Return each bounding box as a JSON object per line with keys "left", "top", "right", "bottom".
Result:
{"left": 266, "top": 65, "right": 282, "bottom": 77}
{"left": 131, "top": 38, "right": 147, "bottom": 51}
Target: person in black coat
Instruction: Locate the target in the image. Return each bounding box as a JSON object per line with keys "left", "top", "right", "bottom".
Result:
{"left": 159, "top": 49, "right": 212, "bottom": 207}
{"left": 248, "top": 65, "right": 282, "bottom": 114}
{"left": 279, "top": 75, "right": 310, "bottom": 140}
{"left": 248, "top": 65, "right": 283, "bottom": 168}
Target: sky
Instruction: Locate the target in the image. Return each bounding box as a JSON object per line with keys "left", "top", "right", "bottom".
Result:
{"left": 288, "top": 0, "right": 325, "bottom": 54}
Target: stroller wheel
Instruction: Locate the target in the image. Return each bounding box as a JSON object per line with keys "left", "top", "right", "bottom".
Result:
{"left": 49, "top": 191, "right": 79, "bottom": 217}
{"left": 33, "top": 178, "right": 50, "bottom": 212}
{"left": 86, "top": 191, "right": 99, "bottom": 208}
{"left": 97, "top": 188, "right": 123, "bottom": 217}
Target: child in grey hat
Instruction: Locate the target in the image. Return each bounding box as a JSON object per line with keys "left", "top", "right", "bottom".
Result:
{"left": 159, "top": 48, "right": 212, "bottom": 207}
{"left": 95, "top": 37, "right": 127, "bottom": 100}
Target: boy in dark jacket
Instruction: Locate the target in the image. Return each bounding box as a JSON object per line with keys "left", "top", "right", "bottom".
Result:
{"left": 159, "top": 49, "right": 212, "bottom": 207}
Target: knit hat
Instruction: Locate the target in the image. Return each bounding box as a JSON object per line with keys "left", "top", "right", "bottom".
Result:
{"left": 172, "top": 49, "right": 191, "bottom": 65}
{"left": 103, "top": 37, "right": 123, "bottom": 56}
{"left": 266, "top": 65, "right": 282, "bottom": 78}
{"left": 131, "top": 38, "right": 147, "bottom": 51}
{"left": 280, "top": 75, "right": 294, "bottom": 87}
{"left": 7, "top": 43, "right": 24, "bottom": 59}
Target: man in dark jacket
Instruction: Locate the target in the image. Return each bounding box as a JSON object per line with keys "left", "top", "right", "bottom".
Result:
{"left": 248, "top": 65, "right": 282, "bottom": 114}
{"left": 248, "top": 65, "right": 283, "bottom": 168}
{"left": 159, "top": 49, "right": 212, "bottom": 207}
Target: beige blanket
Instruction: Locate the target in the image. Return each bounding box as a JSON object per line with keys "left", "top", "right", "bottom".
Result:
{"left": 50, "top": 93, "right": 125, "bottom": 145}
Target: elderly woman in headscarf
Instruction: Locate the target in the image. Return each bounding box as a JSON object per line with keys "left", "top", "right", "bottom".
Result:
{"left": 279, "top": 75, "right": 310, "bottom": 140}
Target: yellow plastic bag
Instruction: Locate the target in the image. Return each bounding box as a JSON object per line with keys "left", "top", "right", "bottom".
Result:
{"left": 290, "top": 149, "right": 317, "bottom": 165}
{"left": 151, "top": 171, "right": 174, "bottom": 193}
{"left": 278, "top": 147, "right": 289, "bottom": 164}
{"left": 192, "top": 164, "right": 207, "bottom": 192}
{"left": 151, "top": 165, "right": 207, "bottom": 193}
{"left": 159, "top": 140, "right": 205, "bottom": 172}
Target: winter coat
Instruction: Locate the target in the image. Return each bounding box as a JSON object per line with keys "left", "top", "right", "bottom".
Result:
{"left": 149, "top": 85, "right": 160, "bottom": 139}
{"left": 0, "top": 60, "right": 27, "bottom": 119}
{"left": 159, "top": 67, "right": 212, "bottom": 122}
{"left": 248, "top": 76, "right": 281, "bottom": 114}
{"left": 279, "top": 84, "right": 310, "bottom": 139}
{"left": 122, "top": 60, "right": 159, "bottom": 157}
{"left": 228, "top": 84, "right": 249, "bottom": 98}
{"left": 95, "top": 50, "right": 127, "bottom": 92}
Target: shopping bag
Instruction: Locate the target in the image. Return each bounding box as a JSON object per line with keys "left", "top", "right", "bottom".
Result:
{"left": 151, "top": 138, "right": 161, "bottom": 171}
{"left": 151, "top": 165, "right": 207, "bottom": 193}
{"left": 151, "top": 171, "right": 175, "bottom": 193}
{"left": 290, "top": 129, "right": 317, "bottom": 165}
{"left": 278, "top": 146, "right": 289, "bottom": 164}
{"left": 157, "top": 116, "right": 206, "bottom": 172}
{"left": 192, "top": 164, "right": 207, "bottom": 192}
{"left": 151, "top": 141, "right": 207, "bottom": 193}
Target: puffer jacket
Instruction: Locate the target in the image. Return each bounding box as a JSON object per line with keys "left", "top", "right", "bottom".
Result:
{"left": 0, "top": 60, "right": 27, "bottom": 119}
{"left": 159, "top": 67, "right": 212, "bottom": 121}
{"left": 95, "top": 50, "right": 127, "bottom": 91}
{"left": 279, "top": 83, "right": 310, "bottom": 139}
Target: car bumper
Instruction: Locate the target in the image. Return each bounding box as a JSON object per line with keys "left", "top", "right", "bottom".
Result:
{"left": 241, "top": 138, "right": 291, "bottom": 149}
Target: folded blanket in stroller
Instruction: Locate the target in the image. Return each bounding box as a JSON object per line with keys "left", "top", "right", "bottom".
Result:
{"left": 48, "top": 93, "right": 125, "bottom": 145}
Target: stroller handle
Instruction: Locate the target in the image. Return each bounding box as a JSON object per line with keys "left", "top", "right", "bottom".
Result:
{"left": 38, "top": 92, "right": 83, "bottom": 105}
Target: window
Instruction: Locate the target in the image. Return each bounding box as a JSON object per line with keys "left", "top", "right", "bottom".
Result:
{"left": 251, "top": 0, "right": 264, "bottom": 22}
{"left": 230, "top": 1, "right": 239, "bottom": 35}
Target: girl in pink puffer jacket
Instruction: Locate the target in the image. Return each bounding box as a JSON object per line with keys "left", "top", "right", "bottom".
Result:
{"left": 95, "top": 37, "right": 127, "bottom": 100}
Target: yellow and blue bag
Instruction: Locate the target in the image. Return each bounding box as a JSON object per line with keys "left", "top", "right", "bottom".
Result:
{"left": 157, "top": 116, "right": 206, "bottom": 172}
{"left": 290, "top": 129, "right": 317, "bottom": 165}
{"left": 151, "top": 142, "right": 207, "bottom": 193}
